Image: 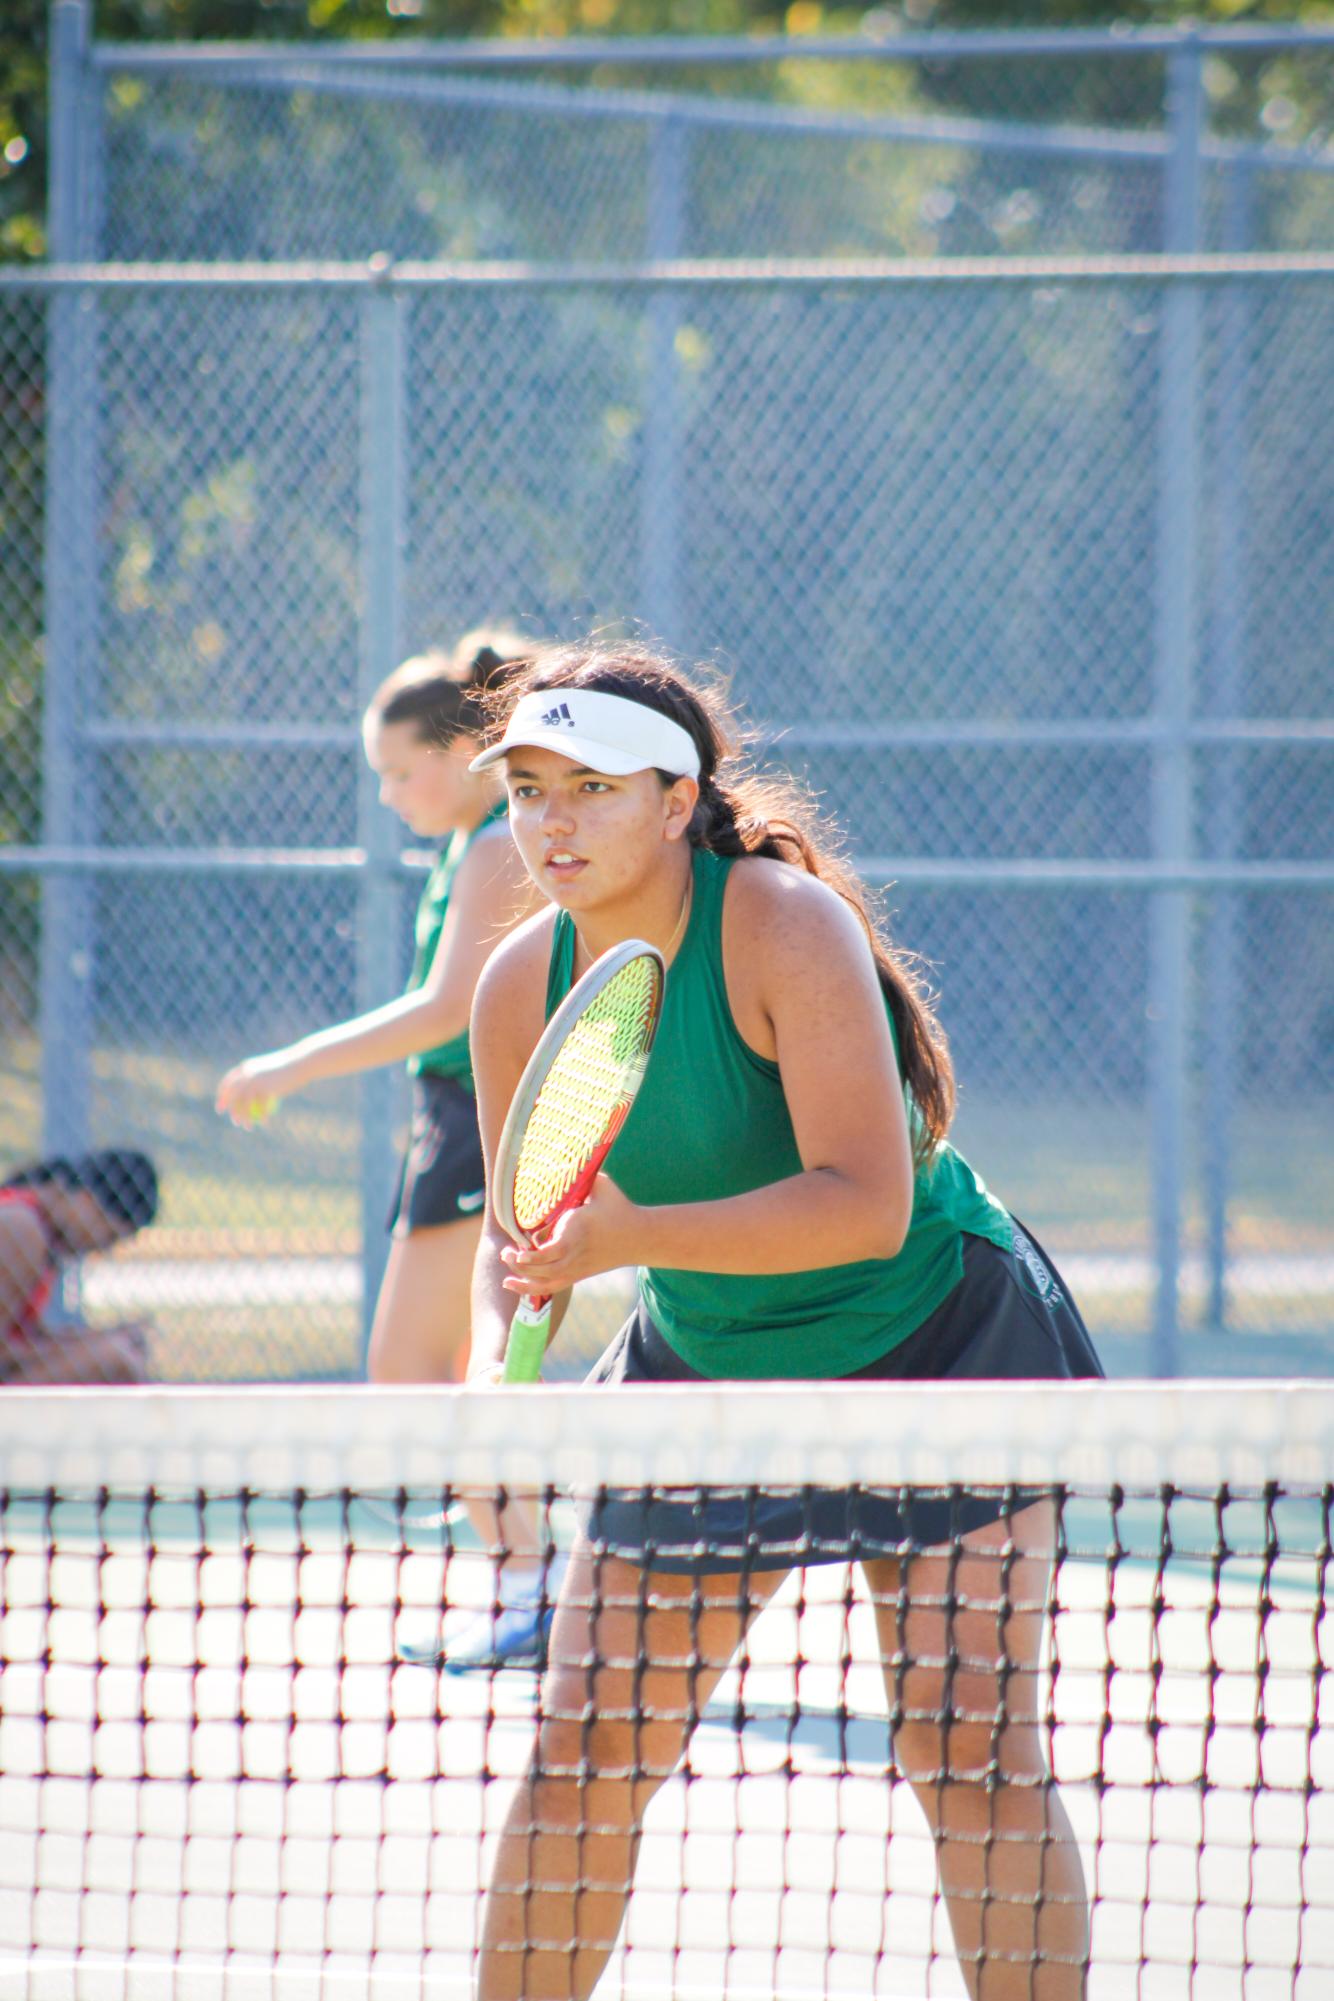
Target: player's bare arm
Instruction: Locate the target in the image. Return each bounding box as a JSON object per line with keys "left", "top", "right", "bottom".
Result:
{"left": 0, "top": 1205, "right": 50, "bottom": 1336}
{"left": 466, "top": 909, "right": 559, "bottom": 1375}
{"left": 504, "top": 862, "right": 912, "bottom": 1296}
{"left": 215, "top": 824, "right": 535, "bottom": 1119}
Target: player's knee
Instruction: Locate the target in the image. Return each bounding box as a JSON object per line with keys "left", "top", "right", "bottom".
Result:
{"left": 890, "top": 1664, "right": 1005, "bottom": 1785}
{"left": 533, "top": 1698, "right": 680, "bottom": 1792}
{"left": 365, "top": 1336, "right": 403, "bottom": 1384}
{"left": 366, "top": 1317, "right": 463, "bottom": 1385}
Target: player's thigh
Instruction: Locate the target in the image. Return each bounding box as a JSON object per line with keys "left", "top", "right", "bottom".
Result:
{"left": 541, "top": 1546, "right": 787, "bottom": 1789}
{"left": 367, "top": 1215, "right": 483, "bottom": 1383}
{"left": 863, "top": 1499, "right": 1057, "bottom": 1757}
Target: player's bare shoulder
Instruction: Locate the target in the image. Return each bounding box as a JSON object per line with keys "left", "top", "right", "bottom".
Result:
{"left": 721, "top": 853, "right": 884, "bottom": 1053}
{"left": 724, "top": 851, "right": 869, "bottom": 972}
{"left": 469, "top": 902, "right": 558, "bottom": 1058}
{"left": 451, "top": 815, "right": 533, "bottom": 900}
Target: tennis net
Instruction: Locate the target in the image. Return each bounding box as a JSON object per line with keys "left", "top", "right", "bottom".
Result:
{"left": 1, "top": 1380, "right": 1331, "bottom": 1999}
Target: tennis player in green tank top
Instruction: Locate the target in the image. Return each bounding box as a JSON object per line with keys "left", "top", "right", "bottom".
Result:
{"left": 217, "top": 632, "right": 540, "bottom": 1386}
{"left": 467, "top": 642, "right": 1101, "bottom": 2001}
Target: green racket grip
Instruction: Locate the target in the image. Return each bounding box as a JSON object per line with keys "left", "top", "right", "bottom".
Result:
{"left": 501, "top": 1295, "right": 551, "bottom": 1384}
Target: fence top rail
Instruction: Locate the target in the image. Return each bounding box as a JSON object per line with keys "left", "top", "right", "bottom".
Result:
{"left": 8, "top": 252, "right": 1334, "bottom": 294}
{"left": 856, "top": 860, "right": 1334, "bottom": 892}
{"left": 3, "top": 848, "right": 1332, "bottom": 891}
{"left": 74, "top": 717, "right": 1334, "bottom": 751}
{"left": 73, "top": 48, "right": 1334, "bottom": 178}
{"left": 69, "top": 59, "right": 1334, "bottom": 178}
{"left": 89, "top": 25, "right": 1334, "bottom": 70}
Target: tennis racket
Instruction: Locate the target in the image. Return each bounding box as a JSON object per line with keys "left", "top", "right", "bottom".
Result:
{"left": 493, "top": 938, "right": 666, "bottom": 1384}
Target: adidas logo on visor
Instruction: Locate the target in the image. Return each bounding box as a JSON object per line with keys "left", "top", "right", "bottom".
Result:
{"left": 468, "top": 687, "right": 702, "bottom": 779}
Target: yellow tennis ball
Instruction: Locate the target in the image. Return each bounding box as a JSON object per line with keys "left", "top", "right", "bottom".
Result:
{"left": 250, "top": 1096, "right": 279, "bottom": 1125}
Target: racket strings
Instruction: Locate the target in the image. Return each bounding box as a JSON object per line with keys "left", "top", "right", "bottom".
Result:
{"left": 512, "top": 957, "right": 661, "bottom": 1234}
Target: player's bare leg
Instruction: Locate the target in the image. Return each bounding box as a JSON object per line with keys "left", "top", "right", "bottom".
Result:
{"left": 479, "top": 1548, "right": 788, "bottom": 1999}
{"left": 864, "top": 1500, "right": 1089, "bottom": 2000}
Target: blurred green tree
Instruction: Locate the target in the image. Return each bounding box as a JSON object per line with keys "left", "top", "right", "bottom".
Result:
{"left": 4, "top": 0, "right": 1332, "bottom": 265}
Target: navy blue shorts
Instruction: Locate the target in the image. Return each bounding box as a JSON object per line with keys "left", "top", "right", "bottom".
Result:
{"left": 582, "top": 1221, "right": 1103, "bottom": 1573}
{"left": 386, "top": 1075, "right": 487, "bottom": 1237}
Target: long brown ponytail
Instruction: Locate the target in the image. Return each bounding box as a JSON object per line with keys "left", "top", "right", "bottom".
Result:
{"left": 485, "top": 641, "right": 955, "bottom": 1162}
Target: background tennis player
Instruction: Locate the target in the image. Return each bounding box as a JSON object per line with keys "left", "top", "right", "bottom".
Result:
{"left": 0, "top": 1149, "right": 159, "bottom": 1385}
{"left": 216, "top": 630, "right": 560, "bottom": 1670}
{"left": 467, "top": 641, "right": 1102, "bottom": 2000}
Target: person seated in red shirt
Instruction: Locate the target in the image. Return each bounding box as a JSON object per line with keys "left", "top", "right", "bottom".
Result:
{"left": 0, "top": 1150, "right": 158, "bottom": 1384}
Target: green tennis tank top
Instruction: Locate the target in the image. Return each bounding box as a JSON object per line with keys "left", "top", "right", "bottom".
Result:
{"left": 407, "top": 801, "right": 508, "bottom": 1089}
{"left": 545, "top": 846, "right": 1013, "bottom": 1379}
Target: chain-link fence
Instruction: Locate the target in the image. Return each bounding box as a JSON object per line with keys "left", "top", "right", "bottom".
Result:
{"left": 89, "top": 28, "right": 1334, "bottom": 262}
{"left": 1, "top": 15, "right": 1331, "bottom": 1384}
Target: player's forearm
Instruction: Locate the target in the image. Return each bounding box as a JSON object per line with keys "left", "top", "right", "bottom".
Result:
{"left": 635, "top": 1167, "right": 909, "bottom": 1274}
{"left": 0, "top": 1283, "right": 33, "bottom": 1332}
{"left": 0, "top": 1231, "right": 46, "bottom": 1331}
{"left": 469, "top": 1229, "right": 519, "bottom": 1376}
{"left": 471, "top": 1231, "right": 574, "bottom": 1375}
{"left": 287, "top": 989, "right": 471, "bottom": 1083}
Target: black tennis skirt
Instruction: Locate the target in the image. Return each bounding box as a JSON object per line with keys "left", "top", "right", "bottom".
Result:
{"left": 581, "top": 1221, "right": 1104, "bottom": 1573}
{"left": 386, "top": 1074, "right": 487, "bottom": 1238}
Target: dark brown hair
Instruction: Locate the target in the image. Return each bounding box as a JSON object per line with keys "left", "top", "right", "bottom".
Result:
{"left": 487, "top": 641, "right": 955, "bottom": 1160}
{"left": 369, "top": 627, "right": 536, "bottom": 746}
{"left": 3, "top": 1150, "right": 159, "bottom": 1232}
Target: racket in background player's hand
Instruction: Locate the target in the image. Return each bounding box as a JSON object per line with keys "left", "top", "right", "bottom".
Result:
{"left": 491, "top": 939, "right": 665, "bottom": 1384}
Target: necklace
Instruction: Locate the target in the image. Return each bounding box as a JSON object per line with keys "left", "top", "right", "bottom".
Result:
{"left": 663, "top": 872, "right": 693, "bottom": 958}
{"left": 572, "top": 869, "right": 693, "bottom": 979}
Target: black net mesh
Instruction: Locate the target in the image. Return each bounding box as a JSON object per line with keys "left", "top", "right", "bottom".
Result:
{"left": 0, "top": 1381, "right": 1330, "bottom": 1996}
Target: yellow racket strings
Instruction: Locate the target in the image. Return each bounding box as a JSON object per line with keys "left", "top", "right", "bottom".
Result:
{"left": 511, "top": 955, "right": 661, "bottom": 1235}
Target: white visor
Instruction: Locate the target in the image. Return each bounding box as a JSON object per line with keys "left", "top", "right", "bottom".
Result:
{"left": 469, "top": 687, "right": 701, "bottom": 780}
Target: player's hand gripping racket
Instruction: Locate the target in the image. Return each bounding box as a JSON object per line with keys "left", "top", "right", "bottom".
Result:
{"left": 493, "top": 939, "right": 665, "bottom": 1384}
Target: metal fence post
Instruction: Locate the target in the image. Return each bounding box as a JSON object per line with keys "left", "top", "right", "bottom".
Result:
{"left": 1149, "top": 39, "right": 1204, "bottom": 1376}
{"left": 1208, "top": 164, "right": 1256, "bottom": 1336}
{"left": 1202, "top": 161, "right": 1254, "bottom": 1335}
{"left": 357, "top": 274, "right": 406, "bottom": 1363}
{"left": 641, "top": 116, "right": 687, "bottom": 649}
{"left": 41, "top": 0, "right": 100, "bottom": 1164}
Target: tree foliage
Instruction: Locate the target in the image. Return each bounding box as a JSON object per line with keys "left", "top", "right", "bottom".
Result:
{"left": 2, "top": 0, "right": 1331, "bottom": 264}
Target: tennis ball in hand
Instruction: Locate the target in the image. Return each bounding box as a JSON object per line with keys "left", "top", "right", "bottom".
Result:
{"left": 248, "top": 1096, "right": 279, "bottom": 1125}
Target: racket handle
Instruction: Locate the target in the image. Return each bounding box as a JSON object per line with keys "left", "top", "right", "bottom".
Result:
{"left": 501, "top": 1294, "right": 551, "bottom": 1384}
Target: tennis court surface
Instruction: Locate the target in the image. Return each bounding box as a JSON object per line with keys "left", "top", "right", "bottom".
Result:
{"left": 2, "top": 1381, "right": 1330, "bottom": 1999}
